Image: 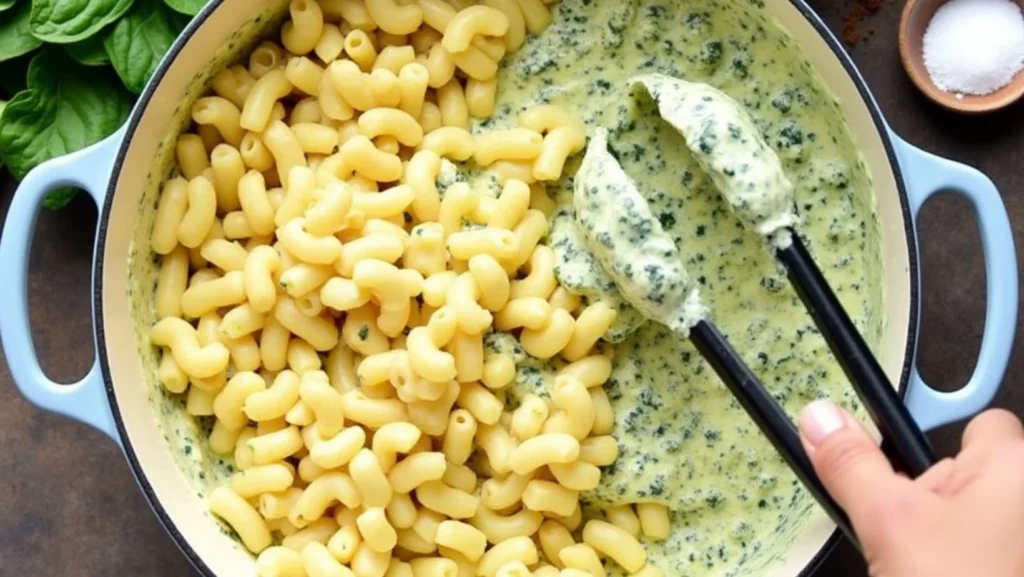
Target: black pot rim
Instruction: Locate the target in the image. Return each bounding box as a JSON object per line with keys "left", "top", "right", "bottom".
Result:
{"left": 91, "top": 1, "right": 918, "bottom": 575}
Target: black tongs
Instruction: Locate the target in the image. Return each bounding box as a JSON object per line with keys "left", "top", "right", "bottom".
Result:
{"left": 689, "top": 232, "right": 935, "bottom": 550}
{"left": 688, "top": 319, "right": 860, "bottom": 545}
{"left": 778, "top": 233, "right": 936, "bottom": 476}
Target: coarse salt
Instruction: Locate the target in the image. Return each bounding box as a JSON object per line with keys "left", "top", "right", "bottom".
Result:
{"left": 923, "top": 0, "right": 1024, "bottom": 96}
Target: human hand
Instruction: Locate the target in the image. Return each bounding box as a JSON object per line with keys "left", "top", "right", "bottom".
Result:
{"left": 799, "top": 401, "right": 1024, "bottom": 577}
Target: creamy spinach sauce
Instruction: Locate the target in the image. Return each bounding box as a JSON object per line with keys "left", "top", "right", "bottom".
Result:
{"left": 630, "top": 74, "right": 799, "bottom": 244}
{"left": 574, "top": 127, "right": 706, "bottom": 335}
{"left": 482, "top": 0, "right": 884, "bottom": 574}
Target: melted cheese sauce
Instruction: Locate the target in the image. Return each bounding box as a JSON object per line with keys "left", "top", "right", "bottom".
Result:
{"left": 485, "top": 1, "right": 885, "bottom": 574}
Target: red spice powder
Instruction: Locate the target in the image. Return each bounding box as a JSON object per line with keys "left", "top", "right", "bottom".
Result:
{"left": 842, "top": 0, "right": 885, "bottom": 46}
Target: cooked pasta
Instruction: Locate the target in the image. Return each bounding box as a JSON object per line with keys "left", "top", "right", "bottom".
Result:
{"left": 145, "top": 3, "right": 664, "bottom": 577}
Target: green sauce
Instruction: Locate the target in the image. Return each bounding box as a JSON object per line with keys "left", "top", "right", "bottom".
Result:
{"left": 574, "top": 127, "right": 705, "bottom": 335}
{"left": 630, "top": 74, "right": 799, "bottom": 244}
{"left": 486, "top": 0, "right": 884, "bottom": 574}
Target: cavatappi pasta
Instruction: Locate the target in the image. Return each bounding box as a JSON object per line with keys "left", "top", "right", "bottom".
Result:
{"left": 150, "top": 0, "right": 666, "bottom": 575}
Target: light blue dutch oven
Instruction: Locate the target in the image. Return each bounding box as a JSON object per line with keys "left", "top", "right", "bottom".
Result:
{"left": 0, "top": 0, "right": 1017, "bottom": 576}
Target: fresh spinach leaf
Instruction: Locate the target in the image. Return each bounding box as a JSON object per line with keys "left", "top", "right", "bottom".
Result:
{"left": 40, "top": 187, "right": 79, "bottom": 209}
{"left": 0, "top": 0, "right": 17, "bottom": 13}
{"left": 163, "top": 0, "right": 206, "bottom": 16}
{"left": 0, "top": 48, "right": 131, "bottom": 182}
{"left": 30, "top": 0, "right": 135, "bottom": 43}
{"left": 104, "top": 0, "right": 185, "bottom": 93}
{"left": 65, "top": 33, "right": 110, "bottom": 65}
{"left": 0, "top": 2, "right": 42, "bottom": 62}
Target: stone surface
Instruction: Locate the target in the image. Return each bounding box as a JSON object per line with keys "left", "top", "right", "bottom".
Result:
{"left": 2, "top": 2, "right": 1023, "bottom": 575}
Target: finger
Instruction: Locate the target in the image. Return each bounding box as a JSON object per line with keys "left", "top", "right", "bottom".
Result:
{"left": 962, "top": 409, "right": 1024, "bottom": 453}
{"left": 799, "top": 401, "right": 900, "bottom": 522}
{"left": 915, "top": 457, "right": 957, "bottom": 495}
{"left": 945, "top": 410, "right": 1023, "bottom": 496}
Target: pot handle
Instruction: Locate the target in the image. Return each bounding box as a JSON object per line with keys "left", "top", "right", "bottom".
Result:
{"left": 892, "top": 135, "right": 1018, "bottom": 432}
{"left": 0, "top": 128, "right": 126, "bottom": 445}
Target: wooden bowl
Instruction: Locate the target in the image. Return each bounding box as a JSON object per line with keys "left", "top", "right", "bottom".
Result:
{"left": 899, "top": 0, "right": 1024, "bottom": 113}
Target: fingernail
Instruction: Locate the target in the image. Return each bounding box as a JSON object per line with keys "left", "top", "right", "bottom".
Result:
{"left": 800, "top": 400, "right": 847, "bottom": 447}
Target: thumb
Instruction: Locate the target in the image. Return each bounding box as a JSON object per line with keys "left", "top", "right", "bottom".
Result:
{"left": 799, "top": 400, "right": 900, "bottom": 522}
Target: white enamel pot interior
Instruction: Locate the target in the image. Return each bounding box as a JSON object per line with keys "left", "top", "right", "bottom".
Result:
{"left": 92, "top": 1, "right": 915, "bottom": 576}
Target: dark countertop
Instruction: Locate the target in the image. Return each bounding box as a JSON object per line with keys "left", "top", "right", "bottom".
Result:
{"left": 2, "top": 2, "right": 1023, "bottom": 575}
